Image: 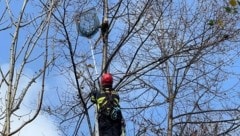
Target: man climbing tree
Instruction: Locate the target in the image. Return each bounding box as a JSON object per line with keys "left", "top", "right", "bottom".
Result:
{"left": 91, "top": 73, "right": 125, "bottom": 136}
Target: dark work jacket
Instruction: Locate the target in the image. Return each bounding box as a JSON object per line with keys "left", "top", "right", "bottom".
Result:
{"left": 91, "top": 88, "right": 120, "bottom": 114}
{"left": 91, "top": 88, "right": 122, "bottom": 136}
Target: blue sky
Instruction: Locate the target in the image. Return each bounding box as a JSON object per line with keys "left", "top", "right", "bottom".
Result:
{"left": 0, "top": 64, "right": 61, "bottom": 136}
{"left": 0, "top": 1, "right": 63, "bottom": 135}
{"left": 1, "top": 0, "right": 240, "bottom": 135}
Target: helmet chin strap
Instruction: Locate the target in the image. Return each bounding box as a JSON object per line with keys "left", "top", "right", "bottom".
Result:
{"left": 102, "top": 85, "right": 112, "bottom": 89}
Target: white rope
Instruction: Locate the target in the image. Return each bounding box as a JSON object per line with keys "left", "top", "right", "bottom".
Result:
{"left": 87, "top": 39, "right": 100, "bottom": 136}
{"left": 88, "top": 39, "right": 98, "bottom": 75}
{"left": 89, "top": 39, "right": 99, "bottom": 135}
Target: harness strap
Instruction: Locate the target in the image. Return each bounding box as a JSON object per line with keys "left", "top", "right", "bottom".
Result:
{"left": 97, "top": 89, "right": 119, "bottom": 115}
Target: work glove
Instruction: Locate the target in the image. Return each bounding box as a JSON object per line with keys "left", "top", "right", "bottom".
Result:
{"left": 90, "top": 90, "right": 97, "bottom": 103}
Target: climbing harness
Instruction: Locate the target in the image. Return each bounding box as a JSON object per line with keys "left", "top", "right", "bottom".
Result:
{"left": 74, "top": 6, "right": 126, "bottom": 136}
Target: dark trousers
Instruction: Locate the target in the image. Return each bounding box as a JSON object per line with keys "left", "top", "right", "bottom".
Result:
{"left": 98, "top": 114, "right": 122, "bottom": 136}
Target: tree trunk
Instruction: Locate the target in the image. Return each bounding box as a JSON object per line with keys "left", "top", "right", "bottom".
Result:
{"left": 167, "top": 95, "right": 174, "bottom": 136}
{"left": 102, "top": 0, "right": 109, "bottom": 73}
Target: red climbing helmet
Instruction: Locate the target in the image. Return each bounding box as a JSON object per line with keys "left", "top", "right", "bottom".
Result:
{"left": 101, "top": 73, "right": 113, "bottom": 86}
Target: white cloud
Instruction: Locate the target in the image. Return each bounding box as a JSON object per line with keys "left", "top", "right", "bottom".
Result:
{"left": 14, "top": 114, "right": 59, "bottom": 136}
{"left": 0, "top": 64, "right": 61, "bottom": 136}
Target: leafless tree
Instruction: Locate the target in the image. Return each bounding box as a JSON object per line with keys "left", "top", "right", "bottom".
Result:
{"left": 112, "top": 0, "right": 240, "bottom": 136}
{"left": 41, "top": 0, "right": 171, "bottom": 135}
{"left": 6, "top": 0, "right": 239, "bottom": 136}
{"left": 0, "top": 0, "right": 58, "bottom": 135}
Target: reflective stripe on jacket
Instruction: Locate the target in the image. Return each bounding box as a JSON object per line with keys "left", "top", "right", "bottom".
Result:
{"left": 91, "top": 88, "right": 120, "bottom": 113}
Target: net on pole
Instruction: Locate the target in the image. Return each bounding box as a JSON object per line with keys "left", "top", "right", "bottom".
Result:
{"left": 74, "top": 8, "right": 100, "bottom": 38}
{"left": 74, "top": 8, "right": 101, "bottom": 136}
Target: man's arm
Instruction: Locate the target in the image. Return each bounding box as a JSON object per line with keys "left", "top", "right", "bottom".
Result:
{"left": 90, "top": 90, "right": 97, "bottom": 103}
